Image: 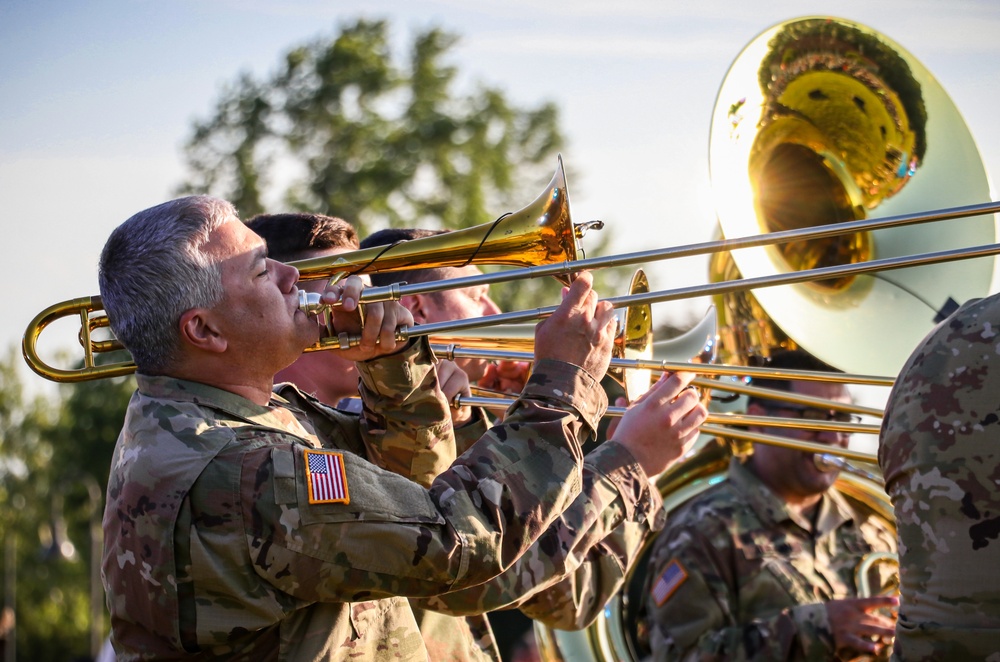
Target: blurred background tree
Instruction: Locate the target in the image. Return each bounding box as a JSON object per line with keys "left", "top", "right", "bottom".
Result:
{"left": 176, "top": 17, "right": 629, "bottom": 314}
{"left": 1, "top": 346, "right": 133, "bottom": 661}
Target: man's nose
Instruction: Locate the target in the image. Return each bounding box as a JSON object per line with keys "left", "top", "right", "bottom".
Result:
{"left": 275, "top": 260, "right": 299, "bottom": 292}
{"left": 482, "top": 296, "right": 501, "bottom": 316}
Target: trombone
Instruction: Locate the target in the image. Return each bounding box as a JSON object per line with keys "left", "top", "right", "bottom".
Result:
{"left": 302, "top": 199, "right": 1000, "bottom": 313}
{"left": 434, "top": 292, "right": 884, "bottom": 464}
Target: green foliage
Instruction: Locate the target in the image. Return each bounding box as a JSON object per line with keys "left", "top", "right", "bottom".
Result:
{"left": 1, "top": 346, "right": 133, "bottom": 660}
{"left": 175, "top": 17, "right": 626, "bottom": 316}
{"left": 177, "top": 18, "right": 565, "bottom": 240}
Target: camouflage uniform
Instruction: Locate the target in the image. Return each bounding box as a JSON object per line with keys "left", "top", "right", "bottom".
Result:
{"left": 879, "top": 294, "right": 1000, "bottom": 660}
{"left": 102, "top": 339, "right": 651, "bottom": 660}
{"left": 642, "top": 457, "right": 896, "bottom": 660}
{"left": 367, "top": 399, "right": 662, "bottom": 661}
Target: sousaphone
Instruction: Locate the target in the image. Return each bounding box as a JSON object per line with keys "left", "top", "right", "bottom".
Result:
{"left": 710, "top": 16, "right": 998, "bottom": 374}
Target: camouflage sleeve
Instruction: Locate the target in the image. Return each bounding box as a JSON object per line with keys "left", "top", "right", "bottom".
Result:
{"left": 243, "top": 357, "right": 607, "bottom": 602}
{"left": 354, "top": 337, "right": 458, "bottom": 487}
{"left": 454, "top": 407, "right": 491, "bottom": 457}
{"left": 879, "top": 295, "right": 1000, "bottom": 659}
{"left": 515, "top": 450, "right": 666, "bottom": 630}
{"left": 411, "top": 441, "right": 663, "bottom": 628}
{"left": 643, "top": 523, "right": 833, "bottom": 661}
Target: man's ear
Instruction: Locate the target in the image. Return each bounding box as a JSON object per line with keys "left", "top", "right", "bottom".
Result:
{"left": 178, "top": 308, "right": 227, "bottom": 353}
{"left": 399, "top": 294, "right": 427, "bottom": 323}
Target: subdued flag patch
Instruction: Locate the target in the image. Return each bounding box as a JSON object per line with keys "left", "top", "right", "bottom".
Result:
{"left": 304, "top": 450, "right": 350, "bottom": 504}
{"left": 652, "top": 559, "right": 687, "bottom": 606}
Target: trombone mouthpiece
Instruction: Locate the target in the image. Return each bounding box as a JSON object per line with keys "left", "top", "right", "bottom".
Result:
{"left": 813, "top": 453, "right": 842, "bottom": 473}
{"left": 298, "top": 290, "right": 324, "bottom": 315}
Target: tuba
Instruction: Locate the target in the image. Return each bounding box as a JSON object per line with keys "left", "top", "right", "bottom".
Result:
{"left": 709, "top": 16, "right": 997, "bottom": 374}
{"left": 536, "top": 15, "right": 994, "bottom": 661}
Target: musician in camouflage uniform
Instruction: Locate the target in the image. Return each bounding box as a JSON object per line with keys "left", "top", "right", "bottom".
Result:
{"left": 99, "top": 196, "right": 707, "bottom": 660}
{"left": 642, "top": 350, "right": 899, "bottom": 660}
{"left": 250, "top": 214, "right": 697, "bottom": 660}
{"left": 880, "top": 294, "right": 1000, "bottom": 660}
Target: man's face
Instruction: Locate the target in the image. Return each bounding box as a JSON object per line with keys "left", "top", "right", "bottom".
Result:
{"left": 747, "top": 380, "right": 853, "bottom": 503}
{"left": 203, "top": 219, "right": 316, "bottom": 372}
{"left": 409, "top": 265, "right": 502, "bottom": 381}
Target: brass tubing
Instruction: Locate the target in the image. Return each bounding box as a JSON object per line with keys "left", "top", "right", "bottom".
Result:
{"left": 698, "top": 424, "right": 876, "bottom": 463}
{"left": 347, "top": 201, "right": 1000, "bottom": 305}
{"left": 691, "top": 377, "right": 884, "bottom": 418}
{"left": 453, "top": 394, "right": 879, "bottom": 462}
{"left": 432, "top": 344, "right": 894, "bottom": 391}
{"left": 22, "top": 296, "right": 136, "bottom": 382}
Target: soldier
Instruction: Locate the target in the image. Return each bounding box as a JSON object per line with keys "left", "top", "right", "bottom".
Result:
{"left": 249, "top": 214, "right": 698, "bottom": 660}
{"left": 879, "top": 294, "right": 1000, "bottom": 660}
{"left": 641, "top": 349, "right": 899, "bottom": 661}
{"left": 99, "top": 196, "right": 707, "bottom": 659}
{"left": 366, "top": 224, "right": 684, "bottom": 659}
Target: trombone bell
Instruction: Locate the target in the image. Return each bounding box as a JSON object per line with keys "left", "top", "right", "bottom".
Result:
{"left": 289, "top": 155, "right": 593, "bottom": 285}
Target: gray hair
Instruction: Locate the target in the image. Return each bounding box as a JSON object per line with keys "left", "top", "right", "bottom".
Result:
{"left": 98, "top": 196, "right": 235, "bottom": 374}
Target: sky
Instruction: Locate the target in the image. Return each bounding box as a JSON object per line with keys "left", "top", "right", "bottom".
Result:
{"left": 3, "top": 0, "right": 1000, "bottom": 409}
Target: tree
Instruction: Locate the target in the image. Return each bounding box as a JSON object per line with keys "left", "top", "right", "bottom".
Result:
{"left": 176, "top": 18, "right": 628, "bottom": 315}
{"left": 177, "top": 19, "right": 564, "bottom": 236}
{"left": 0, "top": 346, "right": 133, "bottom": 661}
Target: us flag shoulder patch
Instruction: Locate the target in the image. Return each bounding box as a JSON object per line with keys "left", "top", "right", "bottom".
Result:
{"left": 303, "top": 450, "right": 350, "bottom": 505}
{"left": 651, "top": 559, "right": 687, "bottom": 606}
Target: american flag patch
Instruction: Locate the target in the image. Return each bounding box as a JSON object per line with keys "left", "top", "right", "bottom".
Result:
{"left": 651, "top": 559, "right": 687, "bottom": 606}
{"left": 304, "top": 450, "right": 350, "bottom": 504}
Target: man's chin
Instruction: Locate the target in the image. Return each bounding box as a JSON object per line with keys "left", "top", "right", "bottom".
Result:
{"left": 296, "top": 317, "right": 323, "bottom": 346}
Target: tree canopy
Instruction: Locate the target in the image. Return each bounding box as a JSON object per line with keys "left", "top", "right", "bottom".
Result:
{"left": 177, "top": 19, "right": 565, "bottom": 238}
{"left": 176, "top": 17, "right": 626, "bottom": 315}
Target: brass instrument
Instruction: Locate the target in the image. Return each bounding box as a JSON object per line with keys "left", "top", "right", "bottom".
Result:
{"left": 856, "top": 551, "right": 901, "bottom": 599}
{"left": 709, "top": 17, "right": 997, "bottom": 375}
{"left": 537, "top": 15, "right": 984, "bottom": 660}
{"left": 21, "top": 156, "right": 600, "bottom": 383}
{"left": 299, "top": 199, "right": 1000, "bottom": 343}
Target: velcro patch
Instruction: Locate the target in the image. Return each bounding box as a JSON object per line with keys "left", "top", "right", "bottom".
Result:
{"left": 304, "top": 450, "right": 350, "bottom": 504}
{"left": 651, "top": 559, "right": 687, "bottom": 606}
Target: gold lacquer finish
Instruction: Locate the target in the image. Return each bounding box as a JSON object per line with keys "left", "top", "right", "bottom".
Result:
{"left": 710, "top": 16, "right": 997, "bottom": 375}
{"left": 290, "top": 155, "right": 585, "bottom": 284}
{"left": 22, "top": 295, "right": 136, "bottom": 382}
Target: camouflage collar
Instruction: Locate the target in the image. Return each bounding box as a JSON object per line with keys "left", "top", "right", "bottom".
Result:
{"left": 729, "top": 457, "right": 853, "bottom": 536}
{"left": 135, "top": 373, "right": 302, "bottom": 433}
